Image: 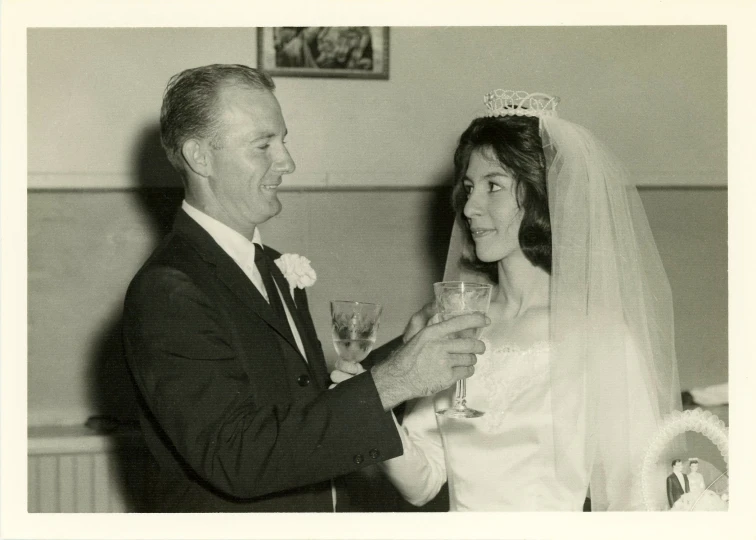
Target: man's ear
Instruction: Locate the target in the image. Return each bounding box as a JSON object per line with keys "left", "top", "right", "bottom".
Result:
{"left": 181, "top": 138, "right": 211, "bottom": 178}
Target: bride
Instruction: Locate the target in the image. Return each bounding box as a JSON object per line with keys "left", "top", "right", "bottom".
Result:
{"left": 335, "top": 90, "right": 683, "bottom": 511}
{"left": 687, "top": 458, "right": 707, "bottom": 496}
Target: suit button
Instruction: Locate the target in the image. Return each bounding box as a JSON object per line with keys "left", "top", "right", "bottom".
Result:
{"left": 369, "top": 448, "right": 380, "bottom": 460}
{"left": 297, "top": 375, "right": 310, "bottom": 387}
{"left": 353, "top": 454, "right": 364, "bottom": 465}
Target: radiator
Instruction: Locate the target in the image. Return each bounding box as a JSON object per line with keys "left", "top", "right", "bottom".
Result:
{"left": 28, "top": 425, "right": 148, "bottom": 513}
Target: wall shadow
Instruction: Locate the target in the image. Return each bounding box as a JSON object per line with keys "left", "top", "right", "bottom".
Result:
{"left": 129, "top": 122, "right": 185, "bottom": 233}
{"left": 86, "top": 123, "right": 183, "bottom": 511}
{"left": 426, "top": 168, "right": 456, "bottom": 281}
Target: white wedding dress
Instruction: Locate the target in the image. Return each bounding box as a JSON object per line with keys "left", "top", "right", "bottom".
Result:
{"left": 688, "top": 471, "right": 706, "bottom": 496}
{"left": 381, "top": 337, "right": 587, "bottom": 511}
{"left": 382, "top": 331, "right": 659, "bottom": 511}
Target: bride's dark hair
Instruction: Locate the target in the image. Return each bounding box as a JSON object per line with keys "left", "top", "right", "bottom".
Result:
{"left": 451, "top": 115, "right": 551, "bottom": 281}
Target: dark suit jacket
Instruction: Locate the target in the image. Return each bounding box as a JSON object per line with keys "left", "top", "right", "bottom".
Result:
{"left": 123, "top": 209, "right": 403, "bottom": 512}
{"left": 666, "top": 472, "right": 690, "bottom": 508}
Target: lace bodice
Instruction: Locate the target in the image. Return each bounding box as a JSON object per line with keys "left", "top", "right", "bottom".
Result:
{"left": 473, "top": 339, "right": 550, "bottom": 432}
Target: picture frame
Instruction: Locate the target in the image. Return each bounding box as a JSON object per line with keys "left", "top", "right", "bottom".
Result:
{"left": 257, "top": 27, "right": 389, "bottom": 79}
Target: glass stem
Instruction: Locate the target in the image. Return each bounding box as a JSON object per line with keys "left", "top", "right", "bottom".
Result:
{"left": 454, "top": 379, "right": 467, "bottom": 409}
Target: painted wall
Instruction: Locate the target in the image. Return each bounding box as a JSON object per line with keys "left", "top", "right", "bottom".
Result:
{"left": 27, "top": 27, "right": 727, "bottom": 426}
{"left": 29, "top": 26, "right": 726, "bottom": 188}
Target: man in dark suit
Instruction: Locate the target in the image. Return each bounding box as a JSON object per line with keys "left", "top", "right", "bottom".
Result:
{"left": 666, "top": 458, "right": 690, "bottom": 508}
{"left": 123, "top": 64, "right": 486, "bottom": 512}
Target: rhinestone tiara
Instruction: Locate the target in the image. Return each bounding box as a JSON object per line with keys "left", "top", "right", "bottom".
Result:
{"left": 483, "top": 90, "right": 560, "bottom": 118}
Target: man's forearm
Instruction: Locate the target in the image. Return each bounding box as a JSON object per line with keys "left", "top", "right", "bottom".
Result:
{"left": 371, "top": 357, "right": 414, "bottom": 412}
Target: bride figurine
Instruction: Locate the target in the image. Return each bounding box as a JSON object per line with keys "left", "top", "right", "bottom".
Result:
{"left": 333, "top": 90, "right": 683, "bottom": 511}
{"left": 687, "top": 458, "right": 706, "bottom": 496}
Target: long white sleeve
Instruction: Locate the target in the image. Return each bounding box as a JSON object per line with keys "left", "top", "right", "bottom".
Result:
{"left": 379, "top": 396, "right": 447, "bottom": 507}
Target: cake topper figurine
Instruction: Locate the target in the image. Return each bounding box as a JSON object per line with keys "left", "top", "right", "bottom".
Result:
{"left": 666, "top": 458, "right": 690, "bottom": 508}
{"left": 687, "top": 458, "right": 706, "bottom": 496}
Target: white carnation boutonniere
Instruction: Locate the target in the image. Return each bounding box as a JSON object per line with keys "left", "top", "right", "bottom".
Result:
{"left": 274, "top": 253, "right": 317, "bottom": 290}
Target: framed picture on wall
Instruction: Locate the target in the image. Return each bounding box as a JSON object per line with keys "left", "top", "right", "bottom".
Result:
{"left": 257, "top": 27, "right": 389, "bottom": 79}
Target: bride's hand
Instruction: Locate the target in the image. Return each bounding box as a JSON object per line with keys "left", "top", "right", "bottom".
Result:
{"left": 402, "top": 301, "right": 437, "bottom": 344}
{"left": 329, "top": 359, "right": 366, "bottom": 388}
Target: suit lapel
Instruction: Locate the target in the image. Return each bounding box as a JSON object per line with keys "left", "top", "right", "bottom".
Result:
{"left": 673, "top": 474, "right": 687, "bottom": 493}
{"left": 173, "top": 210, "right": 302, "bottom": 355}
{"left": 295, "top": 289, "right": 330, "bottom": 389}
{"left": 269, "top": 259, "right": 329, "bottom": 386}
{"left": 215, "top": 255, "right": 302, "bottom": 353}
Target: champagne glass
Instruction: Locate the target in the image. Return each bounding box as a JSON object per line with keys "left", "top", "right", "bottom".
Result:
{"left": 433, "top": 281, "right": 492, "bottom": 419}
{"left": 330, "top": 301, "right": 383, "bottom": 364}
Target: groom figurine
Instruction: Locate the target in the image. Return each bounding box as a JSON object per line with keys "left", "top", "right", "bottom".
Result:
{"left": 666, "top": 458, "right": 690, "bottom": 508}
{"left": 123, "top": 64, "right": 486, "bottom": 512}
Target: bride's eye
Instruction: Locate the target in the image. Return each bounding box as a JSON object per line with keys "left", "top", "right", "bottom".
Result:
{"left": 463, "top": 183, "right": 473, "bottom": 196}
{"left": 488, "top": 182, "right": 502, "bottom": 193}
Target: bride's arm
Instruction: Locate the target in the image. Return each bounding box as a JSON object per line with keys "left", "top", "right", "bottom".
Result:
{"left": 379, "top": 395, "right": 447, "bottom": 507}
{"left": 329, "top": 365, "right": 447, "bottom": 506}
{"left": 332, "top": 302, "right": 447, "bottom": 506}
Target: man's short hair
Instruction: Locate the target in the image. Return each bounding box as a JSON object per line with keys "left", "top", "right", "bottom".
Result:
{"left": 160, "top": 64, "right": 275, "bottom": 172}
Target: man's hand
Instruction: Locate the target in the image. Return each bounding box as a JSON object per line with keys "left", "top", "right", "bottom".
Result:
{"left": 371, "top": 312, "right": 488, "bottom": 411}
{"left": 402, "top": 301, "right": 437, "bottom": 344}
{"left": 330, "top": 301, "right": 438, "bottom": 387}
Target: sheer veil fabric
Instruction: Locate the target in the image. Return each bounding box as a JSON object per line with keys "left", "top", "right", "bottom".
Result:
{"left": 443, "top": 114, "right": 683, "bottom": 510}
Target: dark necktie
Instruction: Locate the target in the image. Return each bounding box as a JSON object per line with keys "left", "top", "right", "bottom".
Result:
{"left": 253, "top": 244, "right": 287, "bottom": 320}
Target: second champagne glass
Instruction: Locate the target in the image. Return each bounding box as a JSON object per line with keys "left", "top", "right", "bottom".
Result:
{"left": 330, "top": 300, "right": 382, "bottom": 364}
{"left": 433, "top": 281, "right": 492, "bottom": 419}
